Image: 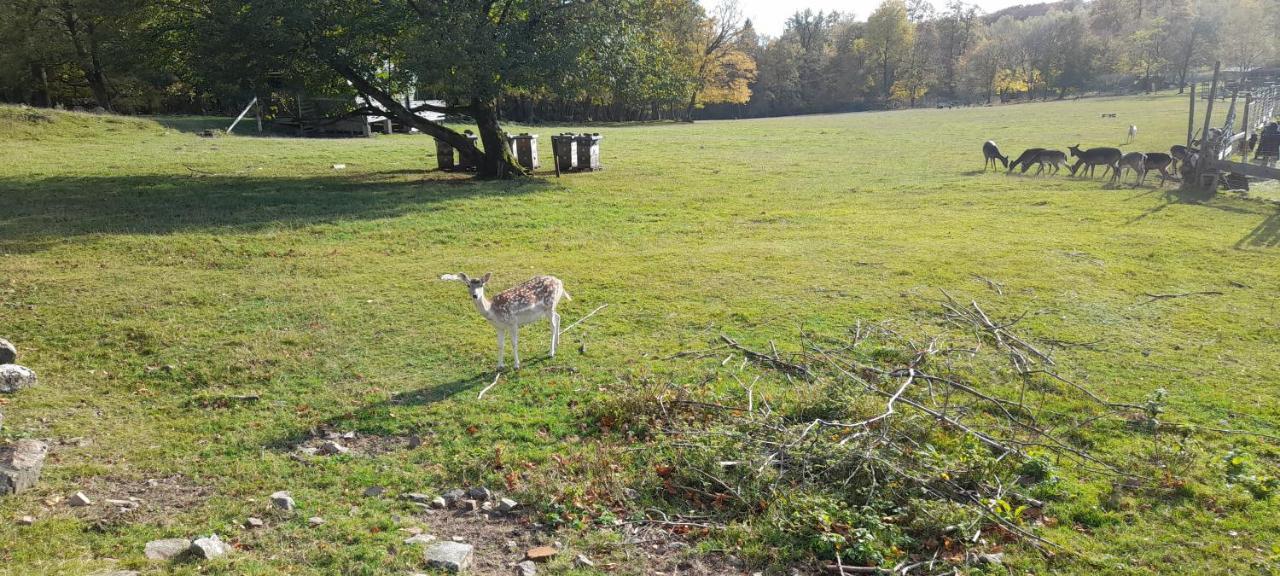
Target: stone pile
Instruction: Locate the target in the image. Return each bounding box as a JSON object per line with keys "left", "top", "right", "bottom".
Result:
{"left": 0, "top": 338, "right": 48, "bottom": 496}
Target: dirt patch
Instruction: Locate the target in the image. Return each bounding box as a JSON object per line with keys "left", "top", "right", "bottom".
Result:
{"left": 289, "top": 429, "right": 419, "bottom": 458}
{"left": 51, "top": 474, "right": 213, "bottom": 530}
{"left": 406, "top": 507, "right": 746, "bottom": 576}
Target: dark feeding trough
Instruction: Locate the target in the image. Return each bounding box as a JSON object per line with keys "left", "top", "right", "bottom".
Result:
{"left": 550, "top": 133, "right": 603, "bottom": 175}
{"left": 434, "top": 130, "right": 481, "bottom": 172}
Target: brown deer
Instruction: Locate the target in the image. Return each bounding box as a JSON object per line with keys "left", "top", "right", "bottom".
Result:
{"left": 1069, "top": 145, "right": 1122, "bottom": 179}
{"left": 443, "top": 273, "right": 572, "bottom": 370}
{"left": 982, "top": 141, "right": 1009, "bottom": 171}
{"left": 1142, "top": 152, "right": 1174, "bottom": 187}
{"left": 1169, "top": 145, "right": 1192, "bottom": 172}
{"left": 1007, "top": 148, "right": 1046, "bottom": 174}
{"left": 1115, "top": 151, "right": 1148, "bottom": 185}
{"left": 1032, "top": 150, "right": 1069, "bottom": 176}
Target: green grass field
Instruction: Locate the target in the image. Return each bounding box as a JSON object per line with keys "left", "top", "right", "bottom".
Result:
{"left": 1, "top": 93, "right": 1279, "bottom": 575}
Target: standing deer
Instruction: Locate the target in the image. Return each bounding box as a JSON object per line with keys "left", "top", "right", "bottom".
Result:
{"left": 443, "top": 273, "right": 571, "bottom": 370}
{"left": 1069, "top": 145, "right": 1122, "bottom": 179}
{"left": 1032, "top": 150, "right": 1069, "bottom": 176}
{"left": 1142, "top": 152, "right": 1174, "bottom": 187}
{"left": 982, "top": 141, "right": 1009, "bottom": 171}
{"left": 1008, "top": 148, "right": 1046, "bottom": 174}
{"left": 1126, "top": 124, "right": 1138, "bottom": 144}
{"left": 1115, "top": 151, "right": 1147, "bottom": 185}
{"left": 1170, "top": 145, "right": 1192, "bottom": 172}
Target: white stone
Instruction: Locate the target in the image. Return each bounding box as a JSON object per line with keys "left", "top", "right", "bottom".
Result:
{"left": 424, "top": 541, "right": 473, "bottom": 573}
{"left": 144, "top": 538, "right": 191, "bottom": 561}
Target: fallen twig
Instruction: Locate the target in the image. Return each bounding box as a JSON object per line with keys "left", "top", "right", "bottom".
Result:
{"left": 720, "top": 334, "right": 811, "bottom": 378}
{"left": 1140, "top": 291, "right": 1223, "bottom": 304}
{"left": 476, "top": 372, "right": 502, "bottom": 399}
{"left": 558, "top": 303, "right": 609, "bottom": 337}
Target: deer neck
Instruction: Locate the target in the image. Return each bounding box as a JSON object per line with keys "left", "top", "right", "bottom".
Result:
{"left": 473, "top": 291, "right": 500, "bottom": 323}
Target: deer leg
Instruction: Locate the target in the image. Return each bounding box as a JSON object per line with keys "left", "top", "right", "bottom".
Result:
{"left": 496, "top": 328, "right": 506, "bottom": 370}
{"left": 511, "top": 328, "right": 521, "bottom": 370}
{"left": 550, "top": 312, "right": 560, "bottom": 357}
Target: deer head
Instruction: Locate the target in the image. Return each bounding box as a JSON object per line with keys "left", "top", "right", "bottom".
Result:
{"left": 1069, "top": 144, "right": 1082, "bottom": 158}
{"left": 442, "top": 272, "right": 492, "bottom": 302}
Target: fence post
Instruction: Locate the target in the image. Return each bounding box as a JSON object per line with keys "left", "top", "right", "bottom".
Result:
{"left": 1186, "top": 83, "right": 1196, "bottom": 150}
{"left": 1242, "top": 93, "right": 1252, "bottom": 163}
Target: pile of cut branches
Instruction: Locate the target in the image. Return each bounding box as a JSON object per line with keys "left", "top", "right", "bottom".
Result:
{"left": 600, "top": 294, "right": 1227, "bottom": 574}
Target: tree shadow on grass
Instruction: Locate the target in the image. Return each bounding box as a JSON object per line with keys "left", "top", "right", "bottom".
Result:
{"left": 266, "top": 360, "right": 549, "bottom": 451}
{"left": 1236, "top": 210, "right": 1280, "bottom": 249}
{"left": 0, "top": 171, "right": 553, "bottom": 253}
{"left": 1124, "top": 186, "right": 1268, "bottom": 226}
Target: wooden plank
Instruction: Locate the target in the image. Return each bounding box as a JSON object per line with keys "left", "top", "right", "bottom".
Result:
{"left": 1209, "top": 159, "right": 1280, "bottom": 180}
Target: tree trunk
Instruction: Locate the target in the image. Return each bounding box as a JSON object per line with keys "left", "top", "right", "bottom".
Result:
{"left": 61, "top": 8, "right": 111, "bottom": 110}
{"left": 28, "top": 62, "right": 49, "bottom": 107}
{"left": 471, "top": 98, "right": 525, "bottom": 179}
{"left": 326, "top": 59, "right": 522, "bottom": 179}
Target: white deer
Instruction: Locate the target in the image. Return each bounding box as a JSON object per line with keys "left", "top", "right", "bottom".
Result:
{"left": 443, "top": 273, "right": 571, "bottom": 370}
{"left": 1126, "top": 124, "right": 1138, "bottom": 144}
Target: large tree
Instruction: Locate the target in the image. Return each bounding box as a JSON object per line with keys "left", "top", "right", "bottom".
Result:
{"left": 180, "top": 0, "right": 642, "bottom": 179}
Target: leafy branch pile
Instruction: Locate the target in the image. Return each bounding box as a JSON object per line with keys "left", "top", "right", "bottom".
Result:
{"left": 591, "top": 294, "right": 1276, "bottom": 574}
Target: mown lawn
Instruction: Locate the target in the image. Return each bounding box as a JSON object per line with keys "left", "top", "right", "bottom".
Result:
{"left": 1, "top": 93, "right": 1278, "bottom": 575}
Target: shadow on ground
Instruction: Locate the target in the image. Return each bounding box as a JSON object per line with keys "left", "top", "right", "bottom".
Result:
{"left": 0, "top": 172, "right": 553, "bottom": 253}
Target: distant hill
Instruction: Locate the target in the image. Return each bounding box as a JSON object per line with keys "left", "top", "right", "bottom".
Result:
{"left": 983, "top": 1, "right": 1080, "bottom": 23}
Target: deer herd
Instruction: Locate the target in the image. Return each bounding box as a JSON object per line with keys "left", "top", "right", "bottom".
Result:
{"left": 982, "top": 127, "right": 1185, "bottom": 187}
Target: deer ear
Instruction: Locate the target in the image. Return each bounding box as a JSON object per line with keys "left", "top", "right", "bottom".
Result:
{"left": 481, "top": 272, "right": 491, "bottom": 284}
{"left": 458, "top": 272, "right": 470, "bottom": 283}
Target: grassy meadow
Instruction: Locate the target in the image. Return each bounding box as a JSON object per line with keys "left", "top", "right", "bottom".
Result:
{"left": 1, "top": 93, "right": 1279, "bottom": 575}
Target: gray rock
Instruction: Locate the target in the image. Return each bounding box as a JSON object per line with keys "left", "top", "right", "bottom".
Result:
{"left": 978, "top": 553, "right": 1004, "bottom": 566}
{"left": 0, "top": 364, "right": 36, "bottom": 393}
{"left": 404, "top": 533, "right": 437, "bottom": 546}
{"left": 403, "top": 492, "right": 432, "bottom": 504}
{"left": 424, "top": 541, "right": 474, "bottom": 573}
{"left": 497, "top": 498, "right": 519, "bottom": 512}
{"left": 408, "top": 434, "right": 423, "bottom": 448}
{"left": 514, "top": 560, "right": 537, "bottom": 576}
{"left": 316, "top": 440, "right": 349, "bottom": 455}
{"left": 440, "top": 488, "right": 465, "bottom": 505}
{"left": 145, "top": 538, "right": 192, "bottom": 561}
{"left": 18, "top": 515, "right": 35, "bottom": 525}
{"left": 308, "top": 516, "right": 325, "bottom": 526}
{"left": 0, "top": 339, "right": 15, "bottom": 364}
{"left": 190, "top": 534, "right": 230, "bottom": 559}
{"left": 271, "top": 491, "right": 295, "bottom": 511}
{"left": 363, "top": 486, "right": 384, "bottom": 497}
{"left": 430, "top": 496, "right": 447, "bottom": 509}
{"left": 68, "top": 491, "right": 92, "bottom": 507}
{"left": 574, "top": 554, "right": 595, "bottom": 568}
{"left": 458, "top": 499, "right": 479, "bottom": 512}
{"left": 466, "top": 487, "right": 492, "bottom": 501}
{"left": 244, "top": 517, "right": 264, "bottom": 528}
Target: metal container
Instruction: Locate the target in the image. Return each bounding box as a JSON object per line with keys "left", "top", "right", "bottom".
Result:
{"left": 574, "top": 133, "right": 603, "bottom": 171}
{"left": 511, "top": 133, "right": 539, "bottom": 170}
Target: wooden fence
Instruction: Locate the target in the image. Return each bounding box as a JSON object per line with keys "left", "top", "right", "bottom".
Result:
{"left": 1185, "top": 61, "right": 1280, "bottom": 192}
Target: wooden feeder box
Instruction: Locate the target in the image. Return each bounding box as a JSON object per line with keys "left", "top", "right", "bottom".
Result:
{"left": 434, "top": 138, "right": 456, "bottom": 171}
{"left": 455, "top": 131, "right": 480, "bottom": 172}
{"left": 573, "top": 133, "right": 603, "bottom": 171}
{"left": 551, "top": 134, "right": 578, "bottom": 172}
{"left": 511, "top": 133, "right": 539, "bottom": 170}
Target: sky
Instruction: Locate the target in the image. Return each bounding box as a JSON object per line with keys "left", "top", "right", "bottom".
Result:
{"left": 725, "top": 0, "right": 1038, "bottom": 36}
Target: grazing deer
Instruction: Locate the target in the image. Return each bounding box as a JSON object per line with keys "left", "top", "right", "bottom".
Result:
{"left": 1007, "top": 148, "right": 1046, "bottom": 174}
{"left": 1126, "top": 124, "right": 1138, "bottom": 144}
{"left": 1032, "top": 150, "right": 1069, "bottom": 176}
{"left": 1115, "top": 151, "right": 1147, "bottom": 185}
{"left": 1068, "top": 145, "right": 1122, "bottom": 179}
{"left": 1169, "top": 145, "right": 1192, "bottom": 172}
{"left": 982, "top": 140, "right": 1009, "bottom": 171}
{"left": 443, "top": 273, "right": 571, "bottom": 370}
{"left": 1142, "top": 152, "right": 1174, "bottom": 187}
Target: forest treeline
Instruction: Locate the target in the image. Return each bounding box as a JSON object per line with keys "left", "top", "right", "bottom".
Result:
{"left": 0, "top": 0, "right": 1276, "bottom": 123}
